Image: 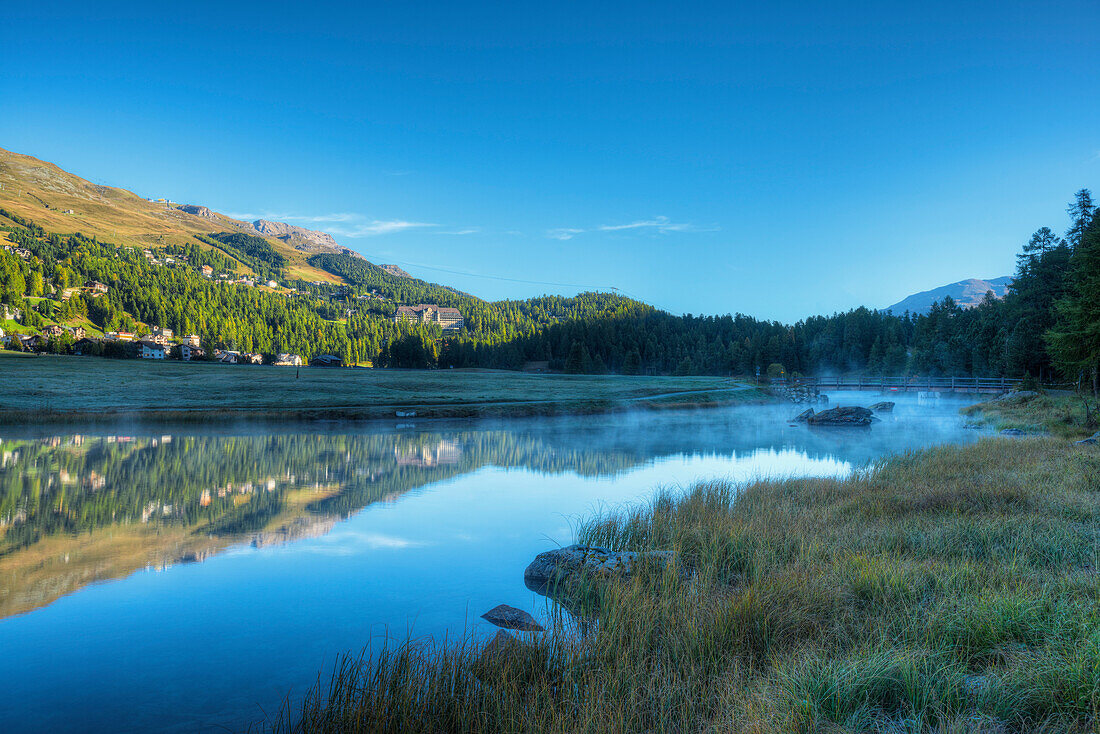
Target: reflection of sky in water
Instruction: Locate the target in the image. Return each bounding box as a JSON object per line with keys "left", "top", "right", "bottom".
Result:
{"left": 0, "top": 394, "right": 982, "bottom": 734}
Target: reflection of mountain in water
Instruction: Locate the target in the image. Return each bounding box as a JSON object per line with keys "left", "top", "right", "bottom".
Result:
{"left": 0, "top": 403, "right": 975, "bottom": 619}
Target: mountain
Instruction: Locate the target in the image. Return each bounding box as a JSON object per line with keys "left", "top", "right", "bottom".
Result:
{"left": 249, "top": 218, "right": 358, "bottom": 257}
{"left": 380, "top": 263, "right": 412, "bottom": 278}
{"left": 883, "top": 277, "right": 1012, "bottom": 314}
{"left": 0, "top": 146, "right": 341, "bottom": 284}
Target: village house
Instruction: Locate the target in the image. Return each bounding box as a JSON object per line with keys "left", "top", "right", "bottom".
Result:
{"left": 200, "top": 265, "right": 213, "bottom": 277}
{"left": 152, "top": 326, "right": 174, "bottom": 339}
{"left": 182, "top": 334, "right": 200, "bottom": 347}
{"left": 392, "top": 304, "right": 464, "bottom": 330}
{"left": 241, "top": 352, "right": 264, "bottom": 365}
{"left": 274, "top": 353, "right": 302, "bottom": 366}
{"left": 105, "top": 331, "right": 135, "bottom": 342}
{"left": 87, "top": 281, "right": 109, "bottom": 295}
{"left": 41, "top": 324, "right": 66, "bottom": 338}
{"left": 67, "top": 325, "right": 86, "bottom": 340}
{"left": 310, "top": 354, "right": 343, "bottom": 367}
{"left": 179, "top": 343, "right": 205, "bottom": 361}
{"left": 213, "top": 349, "right": 240, "bottom": 364}
{"left": 140, "top": 340, "right": 167, "bottom": 360}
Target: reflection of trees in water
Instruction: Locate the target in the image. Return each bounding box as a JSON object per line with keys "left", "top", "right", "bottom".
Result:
{"left": 0, "top": 409, "right": 975, "bottom": 557}
{"left": 0, "top": 430, "right": 655, "bottom": 556}
{"left": 0, "top": 408, "right": 974, "bottom": 619}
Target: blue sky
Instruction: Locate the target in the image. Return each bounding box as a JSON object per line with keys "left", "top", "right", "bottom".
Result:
{"left": 3, "top": 0, "right": 1098, "bottom": 321}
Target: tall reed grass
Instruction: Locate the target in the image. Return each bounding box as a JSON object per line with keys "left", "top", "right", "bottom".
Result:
{"left": 271, "top": 438, "right": 1100, "bottom": 733}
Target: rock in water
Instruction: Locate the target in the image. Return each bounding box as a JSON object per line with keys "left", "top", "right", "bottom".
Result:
{"left": 868, "top": 401, "right": 895, "bottom": 412}
{"left": 481, "top": 604, "right": 545, "bottom": 632}
{"left": 524, "top": 545, "right": 676, "bottom": 591}
{"left": 792, "top": 408, "right": 814, "bottom": 422}
{"left": 999, "top": 428, "right": 1026, "bottom": 436}
{"left": 806, "top": 406, "right": 873, "bottom": 426}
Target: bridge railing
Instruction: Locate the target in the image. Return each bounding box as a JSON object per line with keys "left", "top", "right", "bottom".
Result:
{"left": 770, "top": 376, "right": 1030, "bottom": 392}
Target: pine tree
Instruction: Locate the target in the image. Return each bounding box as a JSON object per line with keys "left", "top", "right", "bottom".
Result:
{"left": 1047, "top": 214, "right": 1100, "bottom": 396}
{"left": 565, "top": 341, "right": 591, "bottom": 374}
{"left": 622, "top": 348, "right": 642, "bottom": 375}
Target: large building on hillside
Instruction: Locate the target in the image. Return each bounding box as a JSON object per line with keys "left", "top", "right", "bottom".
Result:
{"left": 392, "top": 304, "right": 464, "bottom": 330}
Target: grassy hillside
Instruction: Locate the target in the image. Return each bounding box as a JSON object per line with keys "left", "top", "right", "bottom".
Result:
{"left": 0, "top": 146, "right": 339, "bottom": 283}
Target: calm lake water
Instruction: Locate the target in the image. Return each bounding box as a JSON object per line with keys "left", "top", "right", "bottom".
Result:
{"left": 0, "top": 393, "right": 984, "bottom": 733}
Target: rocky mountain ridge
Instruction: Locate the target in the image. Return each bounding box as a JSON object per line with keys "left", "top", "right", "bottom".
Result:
{"left": 883, "top": 276, "right": 1012, "bottom": 314}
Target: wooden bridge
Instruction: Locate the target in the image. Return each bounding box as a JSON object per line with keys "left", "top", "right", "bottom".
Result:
{"left": 771, "top": 376, "right": 1027, "bottom": 394}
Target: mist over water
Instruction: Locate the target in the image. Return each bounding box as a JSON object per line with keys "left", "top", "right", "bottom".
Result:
{"left": 0, "top": 393, "right": 982, "bottom": 733}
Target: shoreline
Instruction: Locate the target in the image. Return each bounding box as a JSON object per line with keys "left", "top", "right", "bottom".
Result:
{"left": 0, "top": 388, "right": 771, "bottom": 426}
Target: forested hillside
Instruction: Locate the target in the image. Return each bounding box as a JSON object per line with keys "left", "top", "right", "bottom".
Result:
{"left": 2, "top": 185, "right": 1098, "bottom": 390}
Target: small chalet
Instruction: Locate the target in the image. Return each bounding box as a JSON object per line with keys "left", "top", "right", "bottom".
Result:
{"left": 310, "top": 354, "right": 343, "bottom": 368}
{"left": 182, "top": 334, "right": 201, "bottom": 347}
{"left": 274, "top": 353, "right": 302, "bottom": 367}
{"left": 201, "top": 265, "right": 214, "bottom": 277}
{"left": 87, "top": 281, "right": 109, "bottom": 295}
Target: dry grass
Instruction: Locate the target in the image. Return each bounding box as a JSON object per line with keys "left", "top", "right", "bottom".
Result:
{"left": 961, "top": 392, "right": 1097, "bottom": 438}
{"left": 269, "top": 438, "right": 1100, "bottom": 733}
{"left": 0, "top": 145, "right": 337, "bottom": 282}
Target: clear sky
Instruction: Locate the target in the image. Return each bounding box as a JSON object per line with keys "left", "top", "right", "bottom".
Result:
{"left": 3, "top": 0, "right": 1098, "bottom": 321}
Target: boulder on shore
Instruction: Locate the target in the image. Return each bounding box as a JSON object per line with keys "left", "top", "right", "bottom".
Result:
{"left": 524, "top": 544, "right": 676, "bottom": 591}
{"left": 868, "top": 401, "right": 895, "bottom": 412}
{"left": 806, "top": 406, "right": 873, "bottom": 426}
{"left": 481, "top": 604, "right": 545, "bottom": 632}
{"left": 792, "top": 408, "right": 815, "bottom": 422}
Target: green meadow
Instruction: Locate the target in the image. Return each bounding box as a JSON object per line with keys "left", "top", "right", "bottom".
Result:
{"left": 0, "top": 352, "right": 761, "bottom": 422}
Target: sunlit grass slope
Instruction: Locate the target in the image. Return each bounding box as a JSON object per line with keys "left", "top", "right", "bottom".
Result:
{"left": 274, "top": 437, "right": 1100, "bottom": 733}
{"left": 0, "top": 146, "right": 338, "bottom": 282}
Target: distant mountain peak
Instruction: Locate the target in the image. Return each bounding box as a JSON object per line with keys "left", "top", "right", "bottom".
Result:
{"left": 248, "top": 218, "right": 361, "bottom": 258}
{"left": 380, "top": 263, "right": 411, "bottom": 278}
{"left": 883, "top": 276, "right": 1012, "bottom": 314}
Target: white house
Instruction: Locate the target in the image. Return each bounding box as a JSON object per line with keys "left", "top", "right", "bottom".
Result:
{"left": 275, "top": 353, "right": 302, "bottom": 366}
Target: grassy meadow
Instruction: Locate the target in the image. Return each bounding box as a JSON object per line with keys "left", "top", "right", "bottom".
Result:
{"left": 271, "top": 435, "right": 1100, "bottom": 734}
{"left": 0, "top": 352, "right": 761, "bottom": 422}
{"left": 962, "top": 391, "right": 1098, "bottom": 439}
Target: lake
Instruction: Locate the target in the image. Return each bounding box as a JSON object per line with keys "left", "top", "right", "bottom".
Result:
{"left": 0, "top": 393, "right": 983, "bottom": 733}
